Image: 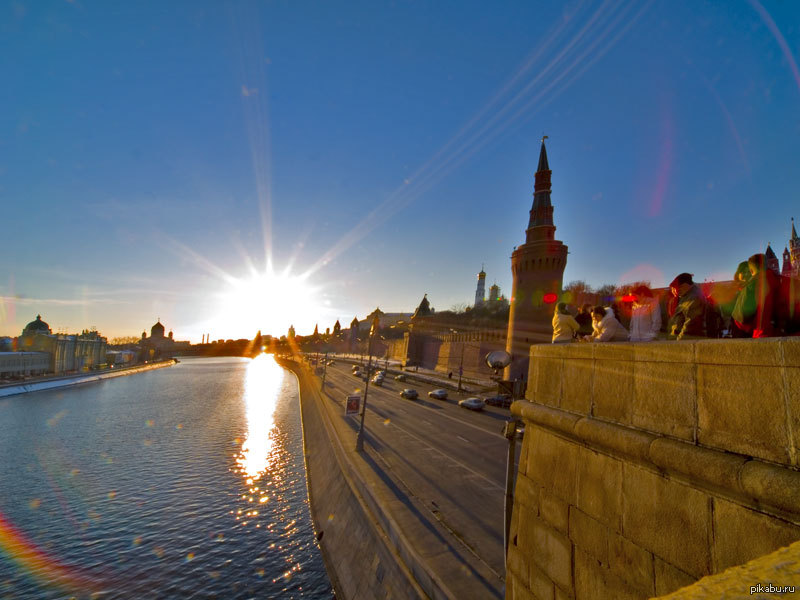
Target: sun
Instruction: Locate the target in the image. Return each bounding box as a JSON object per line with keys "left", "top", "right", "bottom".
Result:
{"left": 214, "top": 269, "right": 324, "bottom": 339}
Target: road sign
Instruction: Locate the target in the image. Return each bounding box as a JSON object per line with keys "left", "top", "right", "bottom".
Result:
{"left": 345, "top": 395, "right": 361, "bottom": 416}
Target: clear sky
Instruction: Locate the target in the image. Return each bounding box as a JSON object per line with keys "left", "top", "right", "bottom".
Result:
{"left": 2, "top": 0, "right": 799, "bottom": 341}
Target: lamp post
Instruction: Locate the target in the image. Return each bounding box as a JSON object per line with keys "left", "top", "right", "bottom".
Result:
{"left": 355, "top": 316, "right": 380, "bottom": 452}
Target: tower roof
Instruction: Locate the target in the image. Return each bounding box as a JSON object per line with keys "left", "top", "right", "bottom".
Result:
{"left": 412, "top": 294, "right": 432, "bottom": 320}
{"left": 766, "top": 244, "right": 777, "bottom": 260}
{"left": 537, "top": 138, "right": 550, "bottom": 172}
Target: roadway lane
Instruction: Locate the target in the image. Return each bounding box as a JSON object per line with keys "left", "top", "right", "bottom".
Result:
{"left": 319, "top": 361, "right": 520, "bottom": 578}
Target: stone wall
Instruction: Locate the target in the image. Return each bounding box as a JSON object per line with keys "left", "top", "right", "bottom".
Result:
{"left": 507, "top": 337, "right": 800, "bottom": 599}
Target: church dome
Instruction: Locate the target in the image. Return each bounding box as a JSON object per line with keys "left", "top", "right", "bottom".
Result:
{"left": 23, "top": 314, "right": 51, "bottom": 336}
{"left": 151, "top": 319, "right": 165, "bottom": 338}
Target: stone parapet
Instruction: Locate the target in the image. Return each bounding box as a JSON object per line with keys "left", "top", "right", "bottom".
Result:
{"left": 507, "top": 337, "right": 800, "bottom": 599}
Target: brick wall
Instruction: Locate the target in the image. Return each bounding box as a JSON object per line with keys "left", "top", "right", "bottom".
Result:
{"left": 507, "top": 338, "right": 800, "bottom": 599}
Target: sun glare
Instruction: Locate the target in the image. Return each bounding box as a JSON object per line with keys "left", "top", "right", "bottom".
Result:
{"left": 215, "top": 269, "right": 323, "bottom": 338}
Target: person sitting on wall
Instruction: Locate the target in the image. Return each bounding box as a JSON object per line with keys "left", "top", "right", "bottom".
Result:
{"left": 583, "top": 306, "right": 628, "bottom": 342}
{"left": 731, "top": 253, "right": 780, "bottom": 338}
{"left": 575, "top": 303, "right": 594, "bottom": 337}
{"left": 552, "top": 302, "right": 580, "bottom": 343}
{"left": 668, "top": 273, "right": 708, "bottom": 340}
{"left": 629, "top": 285, "right": 662, "bottom": 342}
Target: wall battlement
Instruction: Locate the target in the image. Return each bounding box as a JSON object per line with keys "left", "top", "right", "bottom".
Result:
{"left": 507, "top": 338, "right": 800, "bottom": 599}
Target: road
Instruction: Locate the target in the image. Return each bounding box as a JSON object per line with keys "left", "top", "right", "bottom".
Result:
{"left": 319, "top": 359, "right": 520, "bottom": 580}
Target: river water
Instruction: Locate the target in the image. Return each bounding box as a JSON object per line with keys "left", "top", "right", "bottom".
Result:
{"left": 0, "top": 356, "right": 332, "bottom": 599}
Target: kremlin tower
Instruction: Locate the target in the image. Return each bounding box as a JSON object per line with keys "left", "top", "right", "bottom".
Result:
{"left": 505, "top": 138, "right": 568, "bottom": 380}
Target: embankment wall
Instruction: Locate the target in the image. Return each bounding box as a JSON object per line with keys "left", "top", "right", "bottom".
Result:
{"left": 507, "top": 337, "right": 800, "bottom": 599}
{"left": 0, "top": 359, "right": 177, "bottom": 398}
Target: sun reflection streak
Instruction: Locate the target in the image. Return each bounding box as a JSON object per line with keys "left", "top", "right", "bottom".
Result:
{"left": 236, "top": 354, "right": 285, "bottom": 480}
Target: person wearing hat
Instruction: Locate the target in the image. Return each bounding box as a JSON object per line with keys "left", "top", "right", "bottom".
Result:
{"left": 667, "top": 273, "right": 708, "bottom": 340}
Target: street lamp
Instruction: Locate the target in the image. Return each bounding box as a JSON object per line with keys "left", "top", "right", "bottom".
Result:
{"left": 355, "top": 315, "right": 380, "bottom": 452}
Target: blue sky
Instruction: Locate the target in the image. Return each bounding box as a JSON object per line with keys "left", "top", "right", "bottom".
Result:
{"left": 2, "top": 0, "right": 799, "bottom": 340}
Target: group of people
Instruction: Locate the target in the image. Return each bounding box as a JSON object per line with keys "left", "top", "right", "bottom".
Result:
{"left": 552, "top": 284, "right": 661, "bottom": 344}
{"left": 552, "top": 252, "right": 799, "bottom": 344}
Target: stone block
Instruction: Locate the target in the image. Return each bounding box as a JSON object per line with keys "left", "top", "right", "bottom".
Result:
{"left": 526, "top": 429, "right": 579, "bottom": 504}
{"left": 560, "top": 342, "right": 593, "bottom": 359}
{"left": 634, "top": 340, "right": 696, "bottom": 363}
{"left": 621, "top": 463, "right": 712, "bottom": 577}
{"left": 654, "top": 557, "right": 696, "bottom": 596}
{"left": 573, "top": 417, "right": 655, "bottom": 463}
{"left": 783, "top": 338, "right": 800, "bottom": 367}
{"left": 592, "top": 359, "right": 634, "bottom": 425}
{"left": 695, "top": 337, "right": 782, "bottom": 366}
{"left": 508, "top": 544, "right": 530, "bottom": 589}
{"left": 576, "top": 447, "right": 623, "bottom": 531}
{"left": 531, "top": 517, "right": 574, "bottom": 594}
{"left": 697, "top": 364, "right": 789, "bottom": 463}
{"left": 648, "top": 438, "right": 748, "bottom": 493}
{"left": 712, "top": 498, "right": 800, "bottom": 571}
{"left": 518, "top": 505, "right": 540, "bottom": 555}
{"left": 560, "top": 358, "right": 593, "bottom": 415}
{"left": 609, "top": 532, "right": 654, "bottom": 596}
{"left": 740, "top": 458, "right": 800, "bottom": 515}
{"left": 568, "top": 507, "right": 609, "bottom": 565}
{"left": 534, "top": 357, "right": 563, "bottom": 407}
{"left": 786, "top": 367, "right": 800, "bottom": 467}
{"left": 631, "top": 361, "right": 696, "bottom": 440}
{"left": 539, "top": 489, "right": 569, "bottom": 535}
{"left": 593, "top": 342, "right": 635, "bottom": 362}
{"left": 529, "top": 561, "right": 555, "bottom": 600}
{"left": 515, "top": 473, "right": 540, "bottom": 513}
{"left": 574, "top": 548, "right": 641, "bottom": 600}
{"left": 553, "top": 586, "right": 573, "bottom": 600}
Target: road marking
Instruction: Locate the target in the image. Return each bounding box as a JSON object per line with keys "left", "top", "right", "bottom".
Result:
{"left": 457, "top": 435, "right": 471, "bottom": 444}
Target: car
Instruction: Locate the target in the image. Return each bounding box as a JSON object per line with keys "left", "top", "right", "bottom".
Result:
{"left": 371, "top": 375, "right": 384, "bottom": 386}
{"left": 353, "top": 369, "right": 362, "bottom": 377}
{"left": 485, "top": 394, "right": 512, "bottom": 408}
{"left": 516, "top": 424, "right": 525, "bottom": 439}
{"left": 458, "top": 397, "right": 485, "bottom": 411}
{"left": 428, "top": 389, "right": 448, "bottom": 400}
{"left": 399, "top": 388, "right": 418, "bottom": 400}
{"left": 394, "top": 374, "right": 407, "bottom": 381}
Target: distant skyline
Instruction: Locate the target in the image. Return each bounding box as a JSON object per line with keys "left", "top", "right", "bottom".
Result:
{"left": 2, "top": 1, "right": 799, "bottom": 341}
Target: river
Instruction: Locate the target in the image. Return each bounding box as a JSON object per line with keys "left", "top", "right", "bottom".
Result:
{"left": 0, "top": 355, "right": 332, "bottom": 599}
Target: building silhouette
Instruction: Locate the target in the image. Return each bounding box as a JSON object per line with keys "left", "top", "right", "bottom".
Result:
{"left": 505, "top": 138, "right": 568, "bottom": 380}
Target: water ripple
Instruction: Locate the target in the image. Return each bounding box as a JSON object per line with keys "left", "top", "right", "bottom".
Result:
{"left": 0, "top": 356, "right": 332, "bottom": 599}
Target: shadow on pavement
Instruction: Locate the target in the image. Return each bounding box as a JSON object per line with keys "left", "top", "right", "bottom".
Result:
{"left": 359, "top": 443, "right": 503, "bottom": 599}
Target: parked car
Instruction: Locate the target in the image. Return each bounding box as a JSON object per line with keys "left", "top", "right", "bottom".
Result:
{"left": 485, "top": 394, "right": 512, "bottom": 408}
{"left": 400, "top": 388, "right": 418, "bottom": 400}
{"left": 428, "top": 389, "right": 448, "bottom": 400}
{"left": 458, "top": 397, "right": 485, "bottom": 411}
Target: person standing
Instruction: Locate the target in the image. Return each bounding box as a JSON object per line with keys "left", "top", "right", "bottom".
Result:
{"left": 552, "top": 302, "right": 580, "bottom": 343}
{"left": 629, "top": 285, "right": 662, "bottom": 342}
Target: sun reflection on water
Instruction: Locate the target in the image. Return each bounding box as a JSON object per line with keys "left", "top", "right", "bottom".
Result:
{"left": 236, "top": 354, "right": 285, "bottom": 480}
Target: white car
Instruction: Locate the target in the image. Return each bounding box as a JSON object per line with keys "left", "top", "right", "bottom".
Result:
{"left": 428, "top": 389, "right": 448, "bottom": 400}
{"left": 400, "top": 388, "right": 419, "bottom": 400}
{"left": 458, "top": 397, "right": 485, "bottom": 411}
